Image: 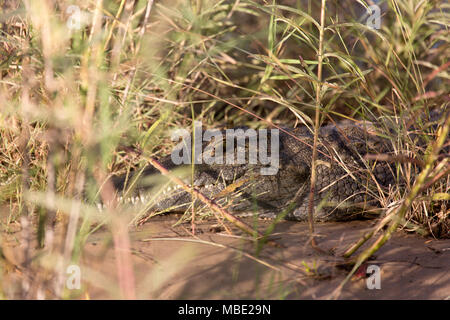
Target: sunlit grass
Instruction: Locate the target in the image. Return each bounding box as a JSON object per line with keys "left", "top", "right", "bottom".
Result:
{"left": 0, "top": 0, "right": 448, "bottom": 299}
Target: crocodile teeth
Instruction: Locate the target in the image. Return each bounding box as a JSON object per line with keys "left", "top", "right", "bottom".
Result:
{"left": 96, "top": 203, "right": 103, "bottom": 212}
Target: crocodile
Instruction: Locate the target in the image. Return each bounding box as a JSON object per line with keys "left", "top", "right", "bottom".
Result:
{"left": 107, "top": 110, "right": 446, "bottom": 222}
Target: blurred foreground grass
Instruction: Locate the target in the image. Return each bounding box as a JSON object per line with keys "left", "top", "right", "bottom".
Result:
{"left": 0, "top": 0, "right": 448, "bottom": 299}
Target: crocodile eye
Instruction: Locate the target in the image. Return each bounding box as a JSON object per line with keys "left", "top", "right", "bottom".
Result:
{"left": 295, "top": 166, "right": 309, "bottom": 181}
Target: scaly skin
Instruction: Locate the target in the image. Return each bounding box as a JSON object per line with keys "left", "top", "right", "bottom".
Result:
{"left": 110, "top": 121, "right": 401, "bottom": 222}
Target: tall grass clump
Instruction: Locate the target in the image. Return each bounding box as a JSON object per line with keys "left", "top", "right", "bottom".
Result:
{"left": 0, "top": 0, "right": 448, "bottom": 299}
